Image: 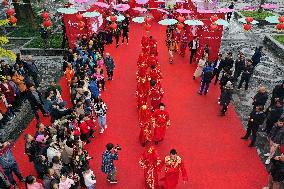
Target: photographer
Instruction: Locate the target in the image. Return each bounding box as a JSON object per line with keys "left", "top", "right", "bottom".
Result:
{"left": 0, "top": 140, "right": 25, "bottom": 189}
{"left": 101, "top": 143, "right": 120, "bottom": 184}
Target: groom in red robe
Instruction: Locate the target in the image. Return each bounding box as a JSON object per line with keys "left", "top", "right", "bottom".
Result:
{"left": 139, "top": 146, "right": 162, "bottom": 189}
{"left": 160, "top": 149, "right": 188, "bottom": 189}
{"left": 152, "top": 103, "right": 170, "bottom": 144}
{"left": 149, "top": 80, "right": 164, "bottom": 110}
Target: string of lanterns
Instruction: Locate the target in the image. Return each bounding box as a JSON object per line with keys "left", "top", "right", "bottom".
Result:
{"left": 6, "top": 8, "right": 17, "bottom": 25}
{"left": 177, "top": 15, "right": 185, "bottom": 31}
{"left": 41, "top": 11, "right": 52, "bottom": 28}
{"left": 76, "top": 13, "right": 85, "bottom": 30}
{"left": 109, "top": 15, "right": 118, "bottom": 30}
{"left": 276, "top": 16, "right": 284, "bottom": 31}
{"left": 210, "top": 15, "right": 218, "bottom": 31}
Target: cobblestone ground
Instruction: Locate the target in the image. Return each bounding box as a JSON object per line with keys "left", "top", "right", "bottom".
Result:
{"left": 0, "top": 56, "right": 62, "bottom": 141}
{"left": 219, "top": 2, "right": 284, "bottom": 167}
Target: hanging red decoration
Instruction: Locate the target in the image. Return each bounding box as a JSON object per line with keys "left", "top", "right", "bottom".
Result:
{"left": 276, "top": 23, "right": 284, "bottom": 31}
{"left": 43, "top": 19, "right": 52, "bottom": 28}
{"left": 210, "top": 15, "right": 218, "bottom": 23}
{"left": 9, "top": 16, "right": 17, "bottom": 24}
{"left": 144, "top": 17, "right": 151, "bottom": 24}
{"left": 278, "top": 16, "right": 284, "bottom": 23}
{"left": 210, "top": 23, "right": 218, "bottom": 31}
{"left": 76, "top": 13, "right": 83, "bottom": 21}
{"left": 177, "top": 16, "right": 185, "bottom": 23}
{"left": 78, "top": 21, "right": 85, "bottom": 29}
{"left": 245, "top": 17, "right": 253, "bottom": 23}
{"left": 243, "top": 23, "right": 251, "bottom": 31}
{"left": 177, "top": 23, "right": 184, "bottom": 30}
{"left": 111, "top": 22, "right": 117, "bottom": 29}
{"left": 41, "top": 12, "right": 49, "bottom": 20}
{"left": 6, "top": 8, "right": 15, "bottom": 16}
{"left": 144, "top": 24, "right": 151, "bottom": 31}
{"left": 110, "top": 15, "right": 117, "bottom": 22}
{"left": 2, "top": 0, "right": 9, "bottom": 6}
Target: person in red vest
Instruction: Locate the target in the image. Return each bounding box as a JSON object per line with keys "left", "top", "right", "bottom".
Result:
{"left": 139, "top": 146, "right": 161, "bottom": 189}
{"left": 138, "top": 104, "right": 152, "bottom": 146}
{"left": 160, "top": 149, "right": 188, "bottom": 189}
{"left": 149, "top": 80, "right": 164, "bottom": 110}
{"left": 152, "top": 103, "right": 170, "bottom": 144}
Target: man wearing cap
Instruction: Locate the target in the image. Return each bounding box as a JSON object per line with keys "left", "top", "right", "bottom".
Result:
{"left": 0, "top": 140, "right": 25, "bottom": 189}
{"left": 218, "top": 81, "right": 233, "bottom": 116}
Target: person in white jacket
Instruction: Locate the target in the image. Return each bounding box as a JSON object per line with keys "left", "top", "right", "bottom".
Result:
{"left": 83, "top": 165, "right": 96, "bottom": 189}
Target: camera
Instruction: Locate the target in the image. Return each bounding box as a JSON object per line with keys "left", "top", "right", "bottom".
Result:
{"left": 115, "top": 144, "right": 122, "bottom": 151}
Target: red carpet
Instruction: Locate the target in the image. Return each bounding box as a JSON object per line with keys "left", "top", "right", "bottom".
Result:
{"left": 12, "top": 22, "right": 267, "bottom": 189}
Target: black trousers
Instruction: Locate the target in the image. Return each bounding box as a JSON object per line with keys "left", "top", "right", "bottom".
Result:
{"left": 221, "top": 104, "right": 229, "bottom": 113}
{"left": 265, "top": 119, "right": 275, "bottom": 134}
{"left": 189, "top": 49, "right": 197, "bottom": 64}
{"left": 115, "top": 36, "right": 119, "bottom": 47}
{"left": 233, "top": 69, "right": 242, "bottom": 81}
{"left": 244, "top": 122, "right": 259, "bottom": 145}
{"left": 213, "top": 69, "right": 221, "bottom": 84}
{"left": 107, "top": 70, "right": 114, "bottom": 80}
{"left": 238, "top": 75, "right": 251, "bottom": 90}
{"left": 122, "top": 34, "right": 128, "bottom": 44}
{"left": 32, "top": 104, "right": 46, "bottom": 120}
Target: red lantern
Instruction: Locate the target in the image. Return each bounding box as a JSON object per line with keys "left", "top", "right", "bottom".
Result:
{"left": 6, "top": 8, "right": 15, "bottom": 16}
{"left": 243, "top": 23, "right": 251, "bottom": 31}
{"left": 9, "top": 16, "right": 17, "bottom": 24}
{"left": 43, "top": 20, "right": 52, "bottom": 28}
{"left": 276, "top": 23, "right": 284, "bottom": 31}
{"left": 41, "top": 12, "right": 49, "bottom": 20}
{"left": 177, "top": 23, "right": 184, "bottom": 30}
{"left": 144, "top": 24, "right": 151, "bottom": 31}
{"left": 76, "top": 13, "right": 83, "bottom": 21}
{"left": 111, "top": 22, "right": 117, "bottom": 29}
{"left": 78, "top": 21, "right": 85, "bottom": 29}
{"left": 210, "top": 15, "right": 218, "bottom": 23}
{"left": 177, "top": 16, "right": 185, "bottom": 23}
{"left": 210, "top": 23, "right": 218, "bottom": 31}
{"left": 110, "top": 15, "right": 117, "bottom": 22}
{"left": 278, "top": 16, "right": 284, "bottom": 23}
{"left": 144, "top": 17, "right": 151, "bottom": 23}
{"left": 2, "top": 0, "right": 9, "bottom": 6}
{"left": 245, "top": 17, "right": 253, "bottom": 23}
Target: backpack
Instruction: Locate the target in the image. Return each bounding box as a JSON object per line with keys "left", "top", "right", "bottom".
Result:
{"left": 204, "top": 69, "right": 213, "bottom": 82}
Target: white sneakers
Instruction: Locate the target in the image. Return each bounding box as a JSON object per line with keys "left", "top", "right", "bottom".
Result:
{"left": 264, "top": 153, "right": 270, "bottom": 157}
{"left": 105, "top": 125, "right": 108, "bottom": 129}
{"left": 100, "top": 128, "right": 104, "bottom": 134}
{"left": 265, "top": 158, "right": 270, "bottom": 165}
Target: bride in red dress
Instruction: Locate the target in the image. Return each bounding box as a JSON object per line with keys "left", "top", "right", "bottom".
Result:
{"left": 139, "top": 146, "right": 162, "bottom": 189}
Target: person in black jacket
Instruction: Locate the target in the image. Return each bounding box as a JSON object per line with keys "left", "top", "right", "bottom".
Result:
{"left": 220, "top": 52, "right": 234, "bottom": 70}
{"left": 251, "top": 46, "right": 263, "bottom": 68}
{"left": 0, "top": 170, "right": 10, "bottom": 189}
{"left": 26, "top": 84, "right": 48, "bottom": 120}
{"left": 121, "top": 20, "right": 129, "bottom": 45}
{"left": 188, "top": 36, "right": 199, "bottom": 64}
{"left": 241, "top": 105, "right": 266, "bottom": 147}
{"left": 212, "top": 53, "right": 224, "bottom": 85}
{"left": 237, "top": 59, "right": 254, "bottom": 90}
{"left": 113, "top": 28, "right": 121, "bottom": 48}
{"left": 104, "top": 53, "right": 115, "bottom": 81}
{"left": 233, "top": 53, "right": 245, "bottom": 82}
{"left": 252, "top": 86, "right": 268, "bottom": 109}
{"left": 266, "top": 154, "right": 284, "bottom": 189}
{"left": 218, "top": 81, "right": 233, "bottom": 116}
{"left": 270, "top": 82, "right": 284, "bottom": 107}
{"left": 264, "top": 100, "right": 283, "bottom": 134}
{"left": 219, "top": 69, "right": 233, "bottom": 91}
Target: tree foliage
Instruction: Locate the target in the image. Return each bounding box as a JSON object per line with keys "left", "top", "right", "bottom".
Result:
{"left": 0, "top": 19, "right": 16, "bottom": 61}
